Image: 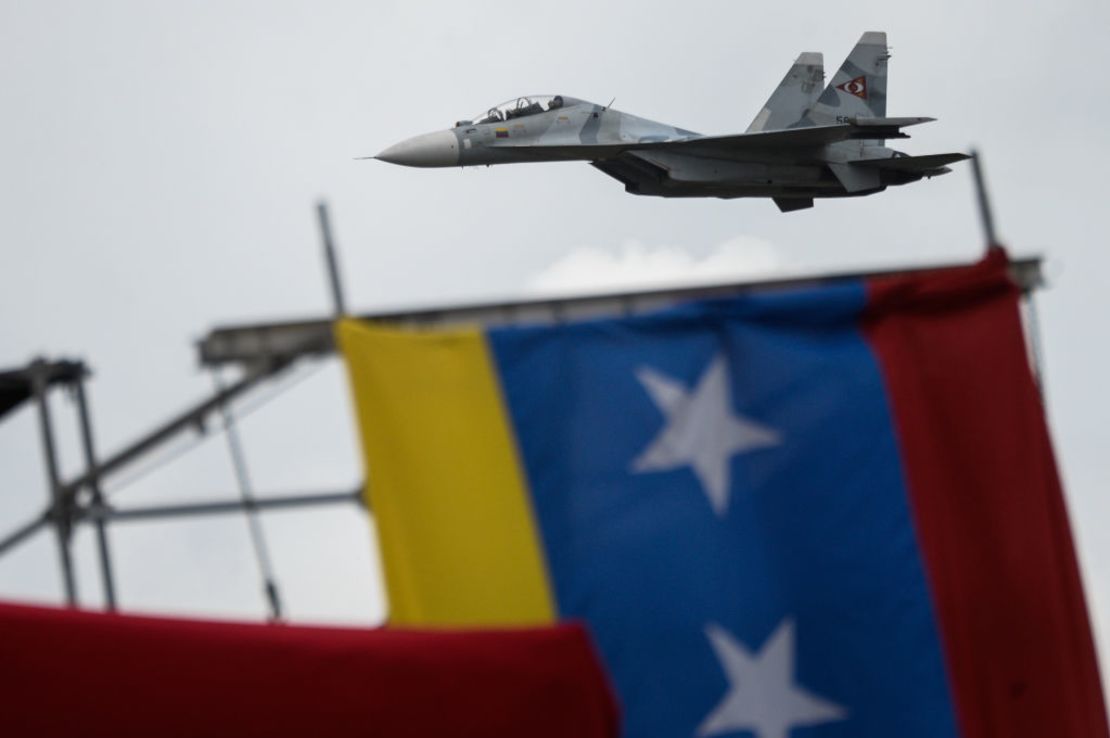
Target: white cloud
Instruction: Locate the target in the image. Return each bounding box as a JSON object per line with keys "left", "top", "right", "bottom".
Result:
{"left": 526, "top": 236, "right": 782, "bottom": 296}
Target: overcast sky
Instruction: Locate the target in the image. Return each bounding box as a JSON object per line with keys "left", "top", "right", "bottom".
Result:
{"left": 1, "top": 0, "right": 1108, "bottom": 692}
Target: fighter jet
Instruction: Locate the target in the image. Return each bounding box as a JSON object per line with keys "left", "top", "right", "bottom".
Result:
{"left": 372, "top": 32, "right": 968, "bottom": 212}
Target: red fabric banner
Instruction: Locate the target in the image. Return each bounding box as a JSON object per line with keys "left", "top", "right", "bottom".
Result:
{"left": 865, "top": 249, "right": 1108, "bottom": 737}
{"left": 0, "top": 602, "right": 618, "bottom": 738}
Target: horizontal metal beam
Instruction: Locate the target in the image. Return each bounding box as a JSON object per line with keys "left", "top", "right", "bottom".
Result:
{"left": 0, "top": 489, "right": 363, "bottom": 561}
{"left": 82, "top": 489, "right": 363, "bottom": 523}
{"left": 1, "top": 357, "right": 304, "bottom": 562}
{"left": 0, "top": 358, "right": 88, "bottom": 423}
{"left": 0, "top": 358, "right": 87, "bottom": 389}
{"left": 198, "top": 256, "right": 1044, "bottom": 368}
{"left": 59, "top": 358, "right": 293, "bottom": 505}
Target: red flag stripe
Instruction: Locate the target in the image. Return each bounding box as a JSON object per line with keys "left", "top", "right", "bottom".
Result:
{"left": 864, "top": 250, "right": 1107, "bottom": 737}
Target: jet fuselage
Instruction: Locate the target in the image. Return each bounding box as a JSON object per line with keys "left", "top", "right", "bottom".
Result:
{"left": 371, "top": 33, "right": 967, "bottom": 212}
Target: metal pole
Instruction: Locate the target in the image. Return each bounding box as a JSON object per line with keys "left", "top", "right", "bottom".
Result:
{"left": 59, "top": 358, "right": 289, "bottom": 506}
{"left": 317, "top": 201, "right": 348, "bottom": 317}
{"left": 73, "top": 376, "right": 118, "bottom": 610}
{"left": 212, "top": 369, "right": 284, "bottom": 621}
{"left": 1022, "top": 289, "right": 1048, "bottom": 400}
{"left": 970, "top": 149, "right": 1001, "bottom": 252}
{"left": 0, "top": 514, "right": 50, "bottom": 557}
{"left": 0, "top": 359, "right": 293, "bottom": 564}
{"left": 971, "top": 150, "right": 1045, "bottom": 396}
{"left": 30, "top": 360, "right": 78, "bottom": 605}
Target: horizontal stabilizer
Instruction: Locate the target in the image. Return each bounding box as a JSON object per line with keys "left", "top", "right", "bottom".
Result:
{"left": 851, "top": 116, "right": 934, "bottom": 129}
{"left": 773, "top": 197, "right": 814, "bottom": 212}
{"left": 856, "top": 152, "right": 970, "bottom": 172}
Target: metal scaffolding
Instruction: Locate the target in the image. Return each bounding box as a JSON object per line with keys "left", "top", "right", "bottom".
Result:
{"left": 0, "top": 159, "right": 1047, "bottom": 613}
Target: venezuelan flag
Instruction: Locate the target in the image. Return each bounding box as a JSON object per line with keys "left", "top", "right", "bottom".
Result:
{"left": 337, "top": 251, "right": 1106, "bottom": 738}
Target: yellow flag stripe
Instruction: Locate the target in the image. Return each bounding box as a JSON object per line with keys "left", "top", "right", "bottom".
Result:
{"left": 336, "top": 319, "right": 556, "bottom": 626}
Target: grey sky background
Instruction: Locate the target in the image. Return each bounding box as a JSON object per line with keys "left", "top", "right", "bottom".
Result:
{"left": 1, "top": 0, "right": 1108, "bottom": 690}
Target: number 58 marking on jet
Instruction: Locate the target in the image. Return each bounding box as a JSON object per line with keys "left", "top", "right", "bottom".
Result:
{"left": 369, "top": 32, "right": 968, "bottom": 212}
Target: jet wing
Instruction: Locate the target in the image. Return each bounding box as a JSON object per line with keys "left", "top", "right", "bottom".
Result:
{"left": 499, "top": 117, "right": 936, "bottom": 160}
{"left": 654, "top": 117, "right": 936, "bottom": 154}
{"left": 654, "top": 125, "right": 855, "bottom": 152}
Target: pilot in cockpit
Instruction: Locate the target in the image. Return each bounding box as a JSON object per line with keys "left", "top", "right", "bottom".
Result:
{"left": 474, "top": 96, "right": 564, "bottom": 126}
{"left": 479, "top": 108, "right": 503, "bottom": 124}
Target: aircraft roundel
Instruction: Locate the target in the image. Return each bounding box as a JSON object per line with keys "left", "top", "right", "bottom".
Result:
{"left": 836, "top": 75, "right": 868, "bottom": 100}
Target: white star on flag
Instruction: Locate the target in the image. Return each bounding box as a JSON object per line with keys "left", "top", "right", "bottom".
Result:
{"left": 630, "top": 353, "right": 780, "bottom": 516}
{"left": 699, "top": 620, "right": 848, "bottom": 738}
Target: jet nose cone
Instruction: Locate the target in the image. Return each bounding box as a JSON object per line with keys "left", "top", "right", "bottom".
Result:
{"left": 375, "top": 129, "right": 460, "bottom": 167}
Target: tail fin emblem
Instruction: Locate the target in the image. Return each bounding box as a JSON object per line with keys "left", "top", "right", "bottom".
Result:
{"left": 836, "top": 76, "right": 868, "bottom": 100}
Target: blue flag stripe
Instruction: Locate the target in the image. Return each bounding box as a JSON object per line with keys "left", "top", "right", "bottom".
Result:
{"left": 489, "top": 282, "right": 959, "bottom": 738}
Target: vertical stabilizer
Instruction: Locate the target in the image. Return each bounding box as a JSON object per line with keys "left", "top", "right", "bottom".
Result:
{"left": 746, "top": 52, "right": 825, "bottom": 132}
{"left": 806, "top": 31, "right": 889, "bottom": 125}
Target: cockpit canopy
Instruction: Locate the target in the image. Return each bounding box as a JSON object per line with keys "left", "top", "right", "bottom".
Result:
{"left": 456, "top": 95, "right": 580, "bottom": 127}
